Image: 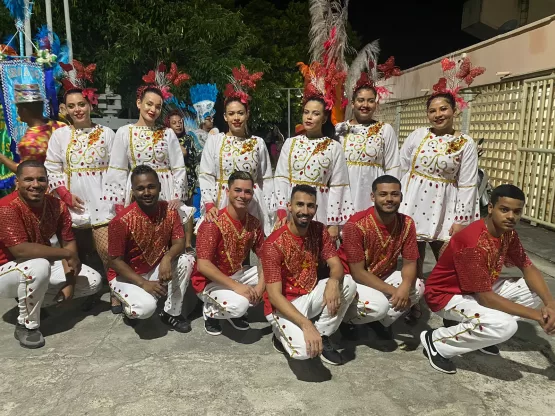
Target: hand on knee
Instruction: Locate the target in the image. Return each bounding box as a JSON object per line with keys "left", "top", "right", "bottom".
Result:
{"left": 342, "top": 275, "right": 358, "bottom": 302}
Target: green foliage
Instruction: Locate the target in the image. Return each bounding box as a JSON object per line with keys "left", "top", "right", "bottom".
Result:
{"left": 1, "top": 0, "right": 361, "bottom": 133}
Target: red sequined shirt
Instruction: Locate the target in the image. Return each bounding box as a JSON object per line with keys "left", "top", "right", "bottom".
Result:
{"left": 425, "top": 219, "right": 532, "bottom": 312}
{"left": 191, "top": 208, "right": 264, "bottom": 293}
{"left": 107, "top": 201, "right": 184, "bottom": 280}
{"left": 261, "top": 221, "right": 337, "bottom": 316}
{"left": 338, "top": 207, "right": 419, "bottom": 278}
{"left": 0, "top": 192, "right": 74, "bottom": 266}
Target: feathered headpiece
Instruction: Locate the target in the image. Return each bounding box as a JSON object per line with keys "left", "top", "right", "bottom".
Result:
{"left": 59, "top": 60, "right": 99, "bottom": 106}
{"left": 345, "top": 40, "right": 402, "bottom": 102}
{"left": 431, "top": 54, "right": 485, "bottom": 109}
{"left": 298, "top": 0, "right": 351, "bottom": 123}
{"left": 190, "top": 83, "right": 218, "bottom": 124}
{"left": 223, "top": 65, "right": 263, "bottom": 107}
{"left": 138, "top": 62, "right": 191, "bottom": 101}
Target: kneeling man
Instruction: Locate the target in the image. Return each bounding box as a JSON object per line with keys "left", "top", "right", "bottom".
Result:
{"left": 340, "top": 175, "right": 423, "bottom": 339}
{"left": 108, "top": 165, "right": 195, "bottom": 332}
{"left": 421, "top": 185, "right": 555, "bottom": 374}
{"left": 192, "top": 171, "right": 265, "bottom": 336}
{"left": 0, "top": 160, "right": 101, "bottom": 348}
{"left": 263, "top": 185, "right": 357, "bottom": 365}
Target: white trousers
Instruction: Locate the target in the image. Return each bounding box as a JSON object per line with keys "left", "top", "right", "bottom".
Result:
{"left": 432, "top": 278, "right": 541, "bottom": 359}
{"left": 266, "top": 275, "right": 357, "bottom": 360}
{"left": 0, "top": 259, "right": 102, "bottom": 329}
{"left": 200, "top": 266, "right": 258, "bottom": 320}
{"left": 345, "top": 271, "right": 425, "bottom": 327}
{"left": 110, "top": 254, "right": 195, "bottom": 320}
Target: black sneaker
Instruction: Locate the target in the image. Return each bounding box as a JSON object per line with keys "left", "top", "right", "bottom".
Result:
{"left": 160, "top": 311, "right": 192, "bottom": 333}
{"left": 204, "top": 317, "right": 223, "bottom": 336}
{"left": 442, "top": 318, "right": 459, "bottom": 328}
{"left": 339, "top": 322, "right": 360, "bottom": 341}
{"left": 320, "top": 336, "right": 345, "bottom": 366}
{"left": 227, "top": 316, "right": 250, "bottom": 331}
{"left": 272, "top": 335, "right": 287, "bottom": 354}
{"left": 123, "top": 315, "right": 139, "bottom": 328}
{"left": 479, "top": 344, "right": 500, "bottom": 355}
{"left": 420, "top": 330, "right": 456, "bottom": 374}
{"left": 14, "top": 324, "right": 45, "bottom": 349}
{"left": 368, "top": 321, "right": 393, "bottom": 340}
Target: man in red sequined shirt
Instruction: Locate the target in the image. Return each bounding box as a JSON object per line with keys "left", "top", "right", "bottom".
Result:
{"left": 262, "top": 185, "right": 356, "bottom": 365}
{"left": 192, "top": 171, "right": 265, "bottom": 336}
{"left": 339, "top": 175, "right": 423, "bottom": 340}
{"left": 108, "top": 165, "right": 195, "bottom": 333}
{"left": 421, "top": 185, "right": 555, "bottom": 374}
{"left": 0, "top": 160, "right": 101, "bottom": 349}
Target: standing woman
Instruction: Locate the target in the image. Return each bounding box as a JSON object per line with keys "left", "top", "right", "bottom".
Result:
{"left": 337, "top": 47, "right": 402, "bottom": 212}
{"left": 198, "top": 65, "right": 276, "bottom": 236}
{"left": 103, "top": 85, "right": 193, "bottom": 226}
{"left": 274, "top": 66, "right": 354, "bottom": 240}
{"left": 336, "top": 84, "right": 400, "bottom": 212}
{"left": 399, "top": 56, "right": 484, "bottom": 280}
{"left": 45, "top": 87, "right": 120, "bottom": 310}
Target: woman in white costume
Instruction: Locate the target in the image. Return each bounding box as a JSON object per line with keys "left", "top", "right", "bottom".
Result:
{"left": 399, "top": 55, "right": 485, "bottom": 280}
{"left": 336, "top": 45, "right": 402, "bottom": 212}
{"left": 335, "top": 84, "right": 400, "bottom": 212}
{"left": 45, "top": 87, "right": 120, "bottom": 311}
{"left": 198, "top": 65, "right": 275, "bottom": 235}
{"left": 103, "top": 85, "right": 193, "bottom": 228}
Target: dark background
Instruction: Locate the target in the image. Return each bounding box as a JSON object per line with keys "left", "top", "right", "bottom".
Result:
{"left": 248, "top": 0, "right": 481, "bottom": 69}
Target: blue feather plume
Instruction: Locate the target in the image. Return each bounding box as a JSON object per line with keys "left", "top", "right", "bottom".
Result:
{"left": 3, "top": 0, "right": 26, "bottom": 21}
{"left": 189, "top": 83, "right": 218, "bottom": 106}
{"left": 34, "top": 25, "right": 61, "bottom": 55}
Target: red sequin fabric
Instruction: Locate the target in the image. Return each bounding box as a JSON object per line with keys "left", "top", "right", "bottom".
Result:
{"left": 108, "top": 201, "right": 183, "bottom": 279}
{"left": 424, "top": 219, "right": 532, "bottom": 312}
{"left": 341, "top": 207, "right": 419, "bottom": 278}
{"left": 0, "top": 192, "right": 74, "bottom": 265}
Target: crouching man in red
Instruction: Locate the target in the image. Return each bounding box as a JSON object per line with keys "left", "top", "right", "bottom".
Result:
{"left": 421, "top": 185, "right": 555, "bottom": 374}
{"left": 339, "top": 175, "right": 423, "bottom": 340}
{"left": 108, "top": 165, "right": 195, "bottom": 332}
{"left": 262, "top": 185, "right": 357, "bottom": 365}
{"left": 192, "top": 171, "right": 265, "bottom": 336}
{"left": 0, "top": 160, "right": 101, "bottom": 349}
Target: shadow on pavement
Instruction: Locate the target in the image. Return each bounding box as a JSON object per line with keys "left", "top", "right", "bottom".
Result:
{"left": 286, "top": 356, "right": 332, "bottom": 382}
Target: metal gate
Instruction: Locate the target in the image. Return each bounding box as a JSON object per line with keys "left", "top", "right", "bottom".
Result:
{"left": 514, "top": 74, "right": 555, "bottom": 229}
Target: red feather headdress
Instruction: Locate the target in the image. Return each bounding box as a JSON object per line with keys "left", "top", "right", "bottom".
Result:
{"left": 60, "top": 60, "right": 99, "bottom": 106}
{"left": 223, "top": 64, "right": 263, "bottom": 107}
{"left": 347, "top": 40, "right": 402, "bottom": 102}
{"left": 138, "top": 62, "right": 191, "bottom": 100}
{"left": 431, "top": 55, "right": 485, "bottom": 109}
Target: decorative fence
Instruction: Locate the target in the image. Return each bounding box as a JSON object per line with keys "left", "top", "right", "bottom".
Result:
{"left": 378, "top": 72, "right": 555, "bottom": 229}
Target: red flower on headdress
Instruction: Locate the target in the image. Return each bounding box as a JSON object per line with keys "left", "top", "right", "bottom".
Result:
{"left": 61, "top": 78, "right": 77, "bottom": 91}
{"left": 224, "top": 83, "right": 250, "bottom": 104}
{"left": 432, "top": 77, "right": 447, "bottom": 93}
{"left": 82, "top": 88, "right": 99, "bottom": 106}
{"left": 377, "top": 56, "right": 402, "bottom": 80}
{"left": 232, "top": 64, "right": 263, "bottom": 90}
{"left": 59, "top": 62, "right": 74, "bottom": 72}
{"left": 456, "top": 57, "right": 486, "bottom": 86}
{"left": 166, "top": 62, "right": 190, "bottom": 87}
{"left": 73, "top": 60, "right": 96, "bottom": 83}
{"left": 142, "top": 70, "right": 156, "bottom": 84}
{"left": 441, "top": 58, "right": 456, "bottom": 72}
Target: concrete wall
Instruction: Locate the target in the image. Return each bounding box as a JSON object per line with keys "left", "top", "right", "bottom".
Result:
{"left": 386, "top": 14, "right": 555, "bottom": 101}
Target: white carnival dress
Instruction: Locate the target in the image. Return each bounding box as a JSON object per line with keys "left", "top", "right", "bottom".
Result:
{"left": 102, "top": 124, "right": 193, "bottom": 222}
{"left": 274, "top": 135, "right": 354, "bottom": 225}
{"left": 399, "top": 127, "right": 479, "bottom": 242}
{"left": 45, "top": 124, "right": 115, "bottom": 228}
{"left": 336, "top": 120, "right": 401, "bottom": 212}
{"left": 198, "top": 132, "right": 276, "bottom": 235}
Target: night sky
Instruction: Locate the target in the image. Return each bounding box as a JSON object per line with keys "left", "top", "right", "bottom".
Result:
{"left": 348, "top": 0, "right": 481, "bottom": 68}
{"left": 258, "top": 0, "right": 481, "bottom": 70}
